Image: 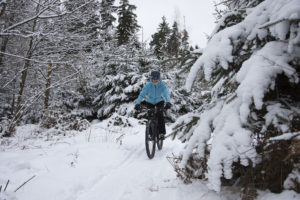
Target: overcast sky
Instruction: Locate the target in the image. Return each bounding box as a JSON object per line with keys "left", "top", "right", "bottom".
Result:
{"left": 129, "top": 0, "right": 216, "bottom": 48}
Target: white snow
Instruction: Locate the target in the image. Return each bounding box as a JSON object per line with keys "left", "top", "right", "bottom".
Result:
{"left": 269, "top": 132, "right": 300, "bottom": 141}
{"left": 263, "top": 103, "right": 294, "bottom": 133}
{"left": 237, "top": 41, "right": 299, "bottom": 124}
{"left": 284, "top": 164, "right": 300, "bottom": 191}
{"left": 1, "top": 117, "right": 298, "bottom": 200}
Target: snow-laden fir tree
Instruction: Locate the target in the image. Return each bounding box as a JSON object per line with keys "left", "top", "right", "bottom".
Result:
{"left": 116, "top": 0, "right": 140, "bottom": 46}
{"left": 172, "top": 0, "right": 300, "bottom": 195}
{"left": 167, "top": 21, "right": 181, "bottom": 57}
{"left": 149, "top": 16, "right": 171, "bottom": 59}
{"left": 181, "top": 28, "right": 190, "bottom": 56}
{"left": 150, "top": 16, "right": 192, "bottom": 60}
{"left": 91, "top": 48, "right": 147, "bottom": 119}
{"left": 99, "top": 0, "right": 116, "bottom": 41}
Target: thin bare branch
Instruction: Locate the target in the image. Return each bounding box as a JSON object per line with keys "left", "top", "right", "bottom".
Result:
{"left": 31, "top": 0, "right": 61, "bottom": 15}
{"left": 4, "top": 180, "right": 9, "bottom": 192}
{"left": 6, "top": 71, "right": 79, "bottom": 134}
{"left": 0, "top": 51, "right": 69, "bottom": 64}
{"left": 14, "top": 175, "right": 36, "bottom": 192}
{"left": 3, "top": 5, "right": 50, "bottom": 32}
{"left": 38, "top": 68, "right": 47, "bottom": 80}
{"left": 2, "top": 0, "right": 95, "bottom": 32}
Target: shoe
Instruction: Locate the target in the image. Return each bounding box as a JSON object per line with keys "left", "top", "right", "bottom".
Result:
{"left": 159, "top": 134, "right": 165, "bottom": 140}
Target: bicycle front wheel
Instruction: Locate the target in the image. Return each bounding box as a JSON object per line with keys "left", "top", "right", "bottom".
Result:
{"left": 145, "top": 125, "right": 155, "bottom": 159}
{"left": 157, "top": 136, "right": 163, "bottom": 150}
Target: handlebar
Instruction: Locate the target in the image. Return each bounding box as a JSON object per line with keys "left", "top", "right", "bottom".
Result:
{"left": 147, "top": 106, "right": 165, "bottom": 114}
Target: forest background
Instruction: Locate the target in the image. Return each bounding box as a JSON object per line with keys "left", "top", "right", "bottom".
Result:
{"left": 0, "top": 0, "right": 299, "bottom": 198}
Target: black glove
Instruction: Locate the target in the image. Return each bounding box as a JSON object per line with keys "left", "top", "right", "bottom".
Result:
{"left": 165, "top": 102, "right": 171, "bottom": 110}
{"left": 135, "top": 104, "right": 141, "bottom": 111}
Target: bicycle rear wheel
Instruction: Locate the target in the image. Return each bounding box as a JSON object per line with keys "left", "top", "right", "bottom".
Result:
{"left": 145, "top": 125, "right": 155, "bottom": 159}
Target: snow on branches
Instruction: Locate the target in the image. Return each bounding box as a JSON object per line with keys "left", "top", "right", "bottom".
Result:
{"left": 178, "top": 0, "right": 300, "bottom": 192}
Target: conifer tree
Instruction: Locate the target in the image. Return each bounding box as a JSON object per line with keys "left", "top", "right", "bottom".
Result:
{"left": 181, "top": 29, "right": 190, "bottom": 55}
{"left": 172, "top": 0, "right": 300, "bottom": 195}
{"left": 99, "top": 0, "right": 116, "bottom": 41}
{"left": 149, "top": 16, "right": 171, "bottom": 59}
{"left": 167, "top": 21, "right": 181, "bottom": 57}
{"left": 116, "top": 0, "right": 140, "bottom": 46}
{"left": 62, "top": 0, "right": 101, "bottom": 53}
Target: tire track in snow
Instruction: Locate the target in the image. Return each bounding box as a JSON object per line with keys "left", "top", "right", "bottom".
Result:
{"left": 73, "top": 127, "right": 182, "bottom": 200}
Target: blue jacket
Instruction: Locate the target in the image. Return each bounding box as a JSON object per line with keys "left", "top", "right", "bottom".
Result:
{"left": 136, "top": 80, "right": 170, "bottom": 105}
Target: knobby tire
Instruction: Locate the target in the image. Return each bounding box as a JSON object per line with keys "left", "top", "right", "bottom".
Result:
{"left": 157, "top": 136, "right": 163, "bottom": 150}
{"left": 145, "top": 125, "right": 155, "bottom": 159}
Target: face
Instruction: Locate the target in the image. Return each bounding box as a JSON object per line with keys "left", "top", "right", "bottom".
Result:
{"left": 152, "top": 78, "right": 159, "bottom": 83}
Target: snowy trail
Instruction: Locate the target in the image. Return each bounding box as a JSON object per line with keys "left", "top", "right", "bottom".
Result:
{"left": 0, "top": 119, "right": 219, "bottom": 200}
{"left": 1, "top": 119, "right": 298, "bottom": 200}
{"left": 73, "top": 123, "right": 190, "bottom": 200}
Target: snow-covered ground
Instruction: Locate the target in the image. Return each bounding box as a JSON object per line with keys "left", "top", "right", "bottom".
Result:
{"left": 0, "top": 116, "right": 299, "bottom": 200}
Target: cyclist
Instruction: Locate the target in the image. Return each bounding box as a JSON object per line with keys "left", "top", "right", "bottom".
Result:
{"left": 135, "top": 71, "right": 171, "bottom": 140}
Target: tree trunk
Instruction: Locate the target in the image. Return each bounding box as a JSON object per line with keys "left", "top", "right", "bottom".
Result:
{"left": 15, "top": 37, "right": 34, "bottom": 123}
{"left": 4, "top": 3, "right": 40, "bottom": 137}
{"left": 0, "top": 36, "right": 9, "bottom": 72}
{"left": 43, "top": 61, "right": 53, "bottom": 111}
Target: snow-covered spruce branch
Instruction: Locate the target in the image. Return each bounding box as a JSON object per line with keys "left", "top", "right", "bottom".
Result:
{"left": 259, "top": 18, "right": 300, "bottom": 29}
{"left": 2, "top": 0, "right": 95, "bottom": 33}
{"left": 254, "top": 53, "right": 297, "bottom": 74}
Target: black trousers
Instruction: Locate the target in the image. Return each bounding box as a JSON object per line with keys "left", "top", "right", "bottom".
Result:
{"left": 145, "top": 101, "right": 166, "bottom": 135}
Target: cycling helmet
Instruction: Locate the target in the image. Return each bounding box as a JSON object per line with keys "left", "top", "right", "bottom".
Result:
{"left": 151, "top": 71, "right": 160, "bottom": 80}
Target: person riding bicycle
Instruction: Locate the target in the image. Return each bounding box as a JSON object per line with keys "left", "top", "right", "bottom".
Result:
{"left": 134, "top": 71, "right": 171, "bottom": 140}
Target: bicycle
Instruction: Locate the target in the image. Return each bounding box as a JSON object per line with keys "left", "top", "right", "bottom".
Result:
{"left": 144, "top": 105, "right": 165, "bottom": 159}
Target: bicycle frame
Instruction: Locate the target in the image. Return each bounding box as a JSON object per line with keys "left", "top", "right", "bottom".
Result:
{"left": 147, "top": 106, "right": 162, "bottom": 141}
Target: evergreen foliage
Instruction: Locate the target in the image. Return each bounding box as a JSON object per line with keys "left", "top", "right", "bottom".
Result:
{"left": 100, "top": 0, "right": 116, "bottom": 31}
{"left": 99, "top": 0, "right": 117, "bottom": 41}
{"left": 167, "top": 21, "right": 181, "bottom": 57}
{"left": 116, "top": 0, "right": 140, "bottom": 46}
{"left": 172, "top": 0, "right": 300, "bottom": 195}
{"left": 181, "top": 29, "right": 190, "bottom": 55}
{"left": 149, "top": 16, "right": 171, "bottom": 59}
{"left": 150, "top": 17, "right": 191, "bottom": 59}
